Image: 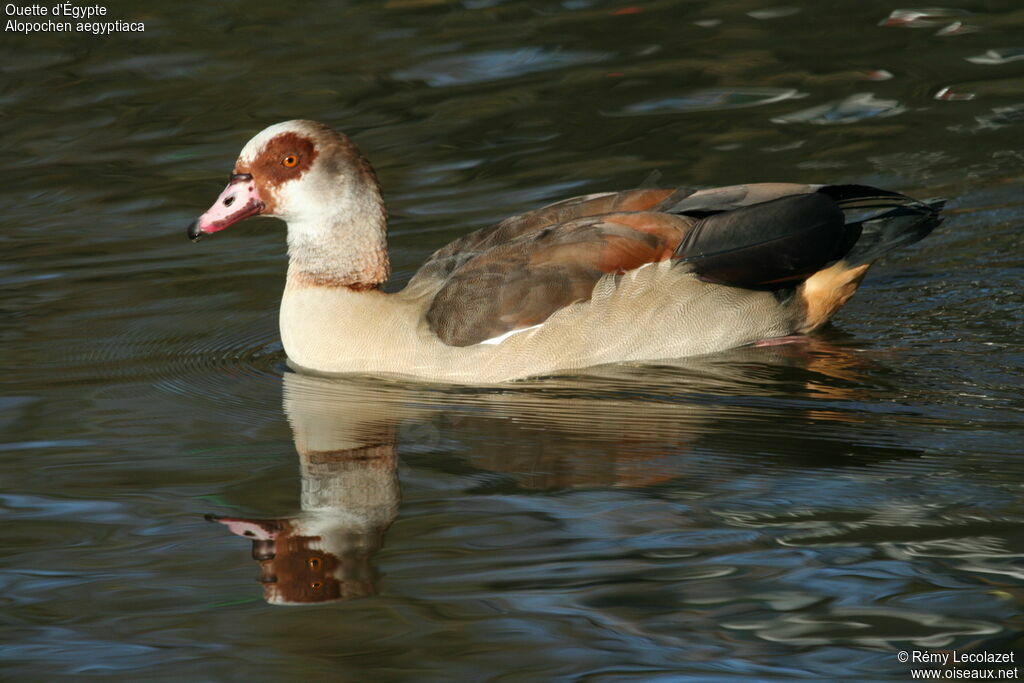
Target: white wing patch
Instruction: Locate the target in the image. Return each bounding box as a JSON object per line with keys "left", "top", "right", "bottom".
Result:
{"left": 478, "top": 323, "right": 544, "bottom": 345}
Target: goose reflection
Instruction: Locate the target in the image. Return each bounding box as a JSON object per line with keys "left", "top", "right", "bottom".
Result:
{"left": 211, "top": 337, "right": 915, "bottom": 605}
{"left": 210, "top": 374, "right": 400, "bottom": 605}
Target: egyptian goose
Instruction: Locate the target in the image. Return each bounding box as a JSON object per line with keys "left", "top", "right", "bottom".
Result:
{"left": 188, "top": 120, "right": 942, "bottom": 383}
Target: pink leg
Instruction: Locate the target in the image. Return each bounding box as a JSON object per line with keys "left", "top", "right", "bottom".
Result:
{"left": 754, "top": 335, "right": 811, "bottom": 347}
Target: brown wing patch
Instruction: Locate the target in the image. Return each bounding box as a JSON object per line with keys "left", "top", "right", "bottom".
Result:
{"left": 426, "top": 212, "right": 694, "bottom": 346}
{"left": 408, "top": 188, "right": 690, "bottom": 289}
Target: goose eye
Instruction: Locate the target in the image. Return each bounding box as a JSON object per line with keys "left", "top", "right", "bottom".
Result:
{"left": 310, "top": 581, "right": 323, "bottom": 591}
{"left": 307, "top": 557, "right": 322, "bottom": 570}
{"left": 283, "top": 154, "right": 299, "bottom": 168}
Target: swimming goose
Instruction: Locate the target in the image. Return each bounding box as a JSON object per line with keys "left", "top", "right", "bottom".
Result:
{"left": 187, "top": 120, "right": 942, "bottom": 383}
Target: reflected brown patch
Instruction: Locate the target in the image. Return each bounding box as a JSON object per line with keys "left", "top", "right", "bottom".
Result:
{"left": 261, "top": 523, "right": 379, "bottom": 604}
{"left": 217, "top": 516, "right": 383, "bottom": 604}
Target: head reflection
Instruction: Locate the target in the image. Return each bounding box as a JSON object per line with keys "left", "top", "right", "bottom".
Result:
{"left": 211, "top": 373, "right": 399, "bottom": 605}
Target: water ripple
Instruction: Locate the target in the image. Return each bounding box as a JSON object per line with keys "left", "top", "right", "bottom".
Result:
{"left": 612, "top": 88, "right": 805, "bottom": 116}
{"left": 772, "top": 93, "right": 906, "bottom": 125}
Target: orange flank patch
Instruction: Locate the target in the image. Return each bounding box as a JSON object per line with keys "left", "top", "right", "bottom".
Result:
{"left": 597, "top": 213, "right": 690, "bottom": 272}
{"left": 524, "top": 212, "right": 690, "bottom": 275}
{"left": 594, "top": 234, "right": 668, "bottom": 273}
{"left": 604, "top": 211, "right": 689, "bottom": 242}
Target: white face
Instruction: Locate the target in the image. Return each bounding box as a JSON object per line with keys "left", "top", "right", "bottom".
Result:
{"left": 190, "top": 120, "right": 344, "bottom": 239}
{"left": 189, "top": 120, "right": 382, "bottom": 248}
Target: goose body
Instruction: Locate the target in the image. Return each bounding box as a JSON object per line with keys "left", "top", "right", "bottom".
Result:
{"left": 188, "top": 120, "right": 942, "bottom": 384}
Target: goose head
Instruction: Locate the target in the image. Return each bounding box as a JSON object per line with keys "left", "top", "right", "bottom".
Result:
{"left": 187, "top": 120, "right": 384, "bottom": 246}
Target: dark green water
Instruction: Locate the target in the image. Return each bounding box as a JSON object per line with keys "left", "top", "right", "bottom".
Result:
{"left": 2, "top": 0, "right": 1023, "bottom": 679}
